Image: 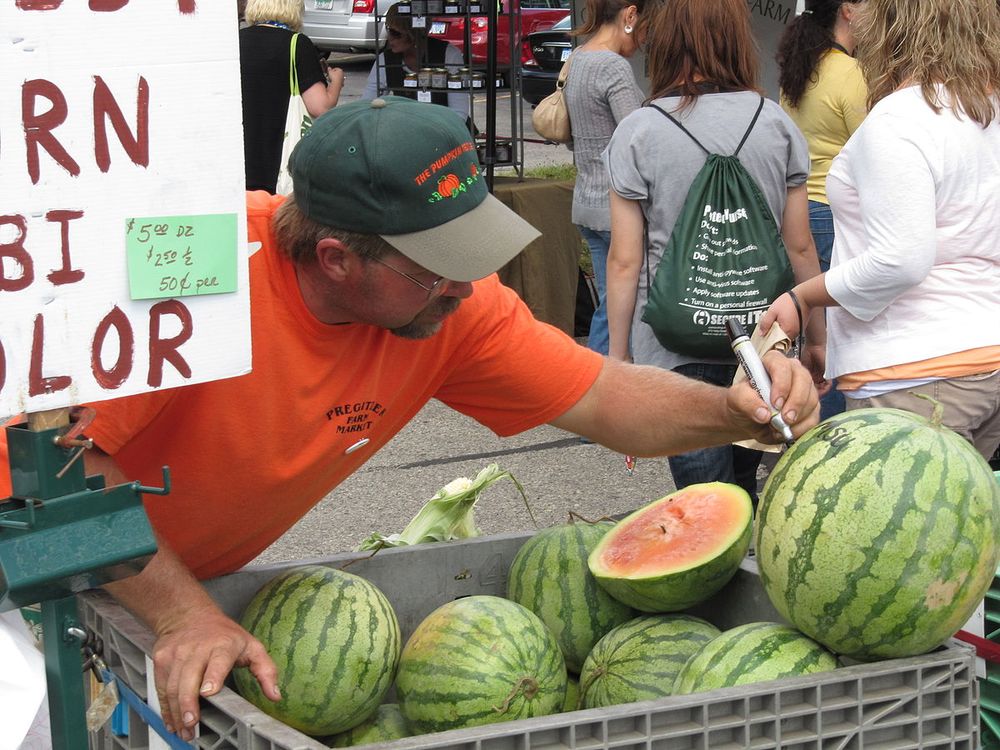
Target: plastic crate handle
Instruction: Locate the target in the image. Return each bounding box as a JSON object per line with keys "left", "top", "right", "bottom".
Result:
{"left": 955, "top": 629, "right": 1000, "bottom": 664}
{"left": 101, "top": 669, "right": 192, "bottom": 749}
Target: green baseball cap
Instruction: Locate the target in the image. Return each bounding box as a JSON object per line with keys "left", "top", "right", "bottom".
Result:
{"left": 288, "top": 97, "right": 540, "bottom": 282}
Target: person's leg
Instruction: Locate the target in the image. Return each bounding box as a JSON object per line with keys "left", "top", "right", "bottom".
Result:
{"left": 577, "top": 226, "right": 611, "bottom": 356}
{"left": 808, "top": 200, "right": 835, "bottom": 273}
{"left": 732, "top": 444, "right": 763, "bottom": 503}
{"left": 808, "top": 200, "right": 844, "bottom": 421}
{"left": 667, "top": 363, "right": 747, "bottom": 491}
{"left": 845, "top": 370, "right": 1000, "bottom": 460}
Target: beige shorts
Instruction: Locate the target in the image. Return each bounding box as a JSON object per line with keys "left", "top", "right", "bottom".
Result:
{"left": 845, "top": 370, "right": 1000, "bottom": 461}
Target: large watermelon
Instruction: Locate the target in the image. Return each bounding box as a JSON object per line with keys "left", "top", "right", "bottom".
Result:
{"left": 756, "top": 407, "right": 1000, "bottom": 660}
{"left": 234, "top": 565, "right": 401, "bottom": 736}
{"left": 588, "top": 483, "right": 753, "bottom": 612}
{"left": 507, "top": 521, "right": 635, "bottom": 673}
{"left": 324, "top": 704, "right": 410, "bottom": 747}
{"left": 578, "top": 614, "right": 720, "bottom": 708}
{"left": 672, "top": 622, "right": 837, "bottom": 695}
{"left": 395, "top": 595, "right": 566, "bottom": 734}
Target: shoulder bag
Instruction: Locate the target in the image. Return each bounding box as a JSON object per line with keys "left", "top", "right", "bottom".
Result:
{"left": 275, "top": 33, "right": 313, "bottom": 195}
{"left": 532, "top": 53, "right": 572, "bottom": 144}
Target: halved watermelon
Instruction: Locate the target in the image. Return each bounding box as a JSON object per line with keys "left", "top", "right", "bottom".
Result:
{"left": 587, "top": 483, "right": 753, "bottom": 612}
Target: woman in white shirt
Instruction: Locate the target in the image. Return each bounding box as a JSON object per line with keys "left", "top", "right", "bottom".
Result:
{"left": 761, "top": 0, "right": 1000, "bottom": 459}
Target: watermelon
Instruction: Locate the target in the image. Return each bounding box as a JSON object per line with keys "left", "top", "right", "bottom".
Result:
{"left": 588, "top": 483, "right": 753, "bottom": 612}
{"left": 395, "top": 595, "right": 566, "bottom": 734}
{"left": 562, "top": 676, "right": 580, "bottom": 712}
{"left": 756, "top": 407, "right": 1000, "bottom": 660}
{"left": 234, "top": 565, "right": 401, "bottom": 736}
{"left": 507, "top": 521, "right": 635, "bottom": 673}
{"left": 324, "top": 704, "right": 410, "bottom": 747}
{"left": 672, "top": 622, "right": 837, "bottom": 695}
{"left": 578, "top": 614, "right": 720, "bottom": 708}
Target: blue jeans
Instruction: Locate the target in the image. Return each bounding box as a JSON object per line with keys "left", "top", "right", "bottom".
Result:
{"left": 808, "top": 201, "right": 845, "bottom": 421}
{"left": 667, "top": 363, "right": 762, "bottom": 502}
{"left": 578, "top": 226, "right": 610, "bottom": 356}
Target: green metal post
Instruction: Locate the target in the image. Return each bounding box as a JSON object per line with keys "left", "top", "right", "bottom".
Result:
{"left": 2, "top": 413, "right": 164, "bottom": 749}
{"left": 41, "top": 595, "right": 88, "bottom": 749}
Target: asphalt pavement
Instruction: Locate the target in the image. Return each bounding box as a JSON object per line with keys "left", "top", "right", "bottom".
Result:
{"left": 251, "top": 60, "right": 676, "bottom": 564}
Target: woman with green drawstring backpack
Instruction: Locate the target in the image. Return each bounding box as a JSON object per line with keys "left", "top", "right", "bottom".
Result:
{"left": 604, "top": 0, "right": 826, "bottom": 500}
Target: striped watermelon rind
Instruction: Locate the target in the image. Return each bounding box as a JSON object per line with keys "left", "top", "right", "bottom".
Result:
{"left": 672, "top": 622, "right": 838, "bottom": 695}
{"left": 395, "top": 595, "right": 567, "bottom": 735}
{"left": 578, "top": 614, "right": 720, "bottom": 709}
{"left": 324, "top": 704, "right": 410, "bottom": 747}
{"left": 588, "top": 483, "right": 753, "bottom": 612}
{"left": 234, "top": 565, "right": 401, "bottom": 736}
{"left": 756, "top": 408, "right": 1000, "bottom": 660}
{"left": 507, "top": 521, "right": 636, "bottom": 673}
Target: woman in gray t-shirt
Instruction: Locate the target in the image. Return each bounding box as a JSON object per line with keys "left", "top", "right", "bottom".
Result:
{"left": 604, "top": 0, "right": 824, "bottom": 500}
{"left": 564, "top": 0, "right": 647, "bottom": 355}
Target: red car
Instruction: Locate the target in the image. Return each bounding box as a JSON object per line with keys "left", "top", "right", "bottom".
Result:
{"left": 428, "top": 0, "right": 569, "bottom": 68}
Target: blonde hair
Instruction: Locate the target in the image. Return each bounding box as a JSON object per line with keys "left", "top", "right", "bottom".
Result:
{"left": 244, "top": 0, "right": 304, "bottom": 31}
{"left": 854, "top": 0, "right": 1000, "bottom": 126}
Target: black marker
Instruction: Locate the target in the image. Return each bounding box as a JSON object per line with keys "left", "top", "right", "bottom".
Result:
{"left": 725, "top": 318, "right": 795, "bottom": 444}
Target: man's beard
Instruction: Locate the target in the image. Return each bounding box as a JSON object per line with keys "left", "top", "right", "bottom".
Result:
{"left": 389, "top": 297, "right": 461, "bottom": 340}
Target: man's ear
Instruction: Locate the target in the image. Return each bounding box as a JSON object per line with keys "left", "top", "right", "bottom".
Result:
{"left": 315, "top": 238, "right": 359, "bottom": 282}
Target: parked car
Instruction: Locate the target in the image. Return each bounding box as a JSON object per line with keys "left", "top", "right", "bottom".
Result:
{"left": 302, "top": 0, "right": 396, "bottom": 53}
{"left": 520, "top": 14, "right": 571, "bottom": 105}
{"left": 427, "top": 0, "right": 569, "bottom": 68}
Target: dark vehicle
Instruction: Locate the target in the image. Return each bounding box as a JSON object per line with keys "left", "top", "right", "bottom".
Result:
{"left": 428, "top": 0, "right": 569, "bottom": 68}
{"left": 520, "top": 14, "right": 571, "bottom": 105}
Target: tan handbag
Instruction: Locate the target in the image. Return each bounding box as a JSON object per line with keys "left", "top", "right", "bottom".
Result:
{"left": 531, "top": 54, "right": 572, "bottom": 143}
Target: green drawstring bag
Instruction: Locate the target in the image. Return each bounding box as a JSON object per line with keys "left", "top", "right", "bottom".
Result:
{"left": 641, "top": 96, "right": 794, "bottom": 359}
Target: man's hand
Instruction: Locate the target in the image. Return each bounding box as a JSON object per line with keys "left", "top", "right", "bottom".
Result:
{"left": 150, "top": 606, "right": 280, "bottom": 741}
{"left": 726, "top": 351, "right": 819, "bottom": 443}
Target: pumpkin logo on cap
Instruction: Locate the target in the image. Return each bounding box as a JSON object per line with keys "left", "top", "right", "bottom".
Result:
{"left": 437, "top": 173, "right": 461, "bottom": 198}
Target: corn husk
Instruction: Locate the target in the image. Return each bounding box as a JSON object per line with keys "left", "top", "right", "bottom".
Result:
{"left": 358, "top": 464, "right": 532, "bottom": 550}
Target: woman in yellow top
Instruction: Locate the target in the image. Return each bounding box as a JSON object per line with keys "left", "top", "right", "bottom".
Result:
{"left": 776, "top": 0, "right": 866, "bottom": 418}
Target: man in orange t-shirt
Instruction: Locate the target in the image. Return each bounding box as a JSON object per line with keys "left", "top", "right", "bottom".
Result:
{"left": 0, "top": 98, "right": 819, "bottom": 741}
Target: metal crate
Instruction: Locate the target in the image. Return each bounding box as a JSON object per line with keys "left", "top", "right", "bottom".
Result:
{"left": 80, "top": 531, "right": 979, "bottom": 750}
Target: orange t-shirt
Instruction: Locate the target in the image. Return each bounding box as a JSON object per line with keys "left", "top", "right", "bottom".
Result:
{"left": 0, "top": 193, "right": 603, "bottom": 579}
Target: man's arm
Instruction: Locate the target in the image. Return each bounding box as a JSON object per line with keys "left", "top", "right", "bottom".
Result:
{"left": 85, "top": 449, "right": 280, "bottom": 743}
{"left": 550, "top": 353, "right": 819, "bottom": 455}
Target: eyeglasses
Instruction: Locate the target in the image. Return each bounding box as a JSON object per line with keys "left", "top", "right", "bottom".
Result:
{"left": 372, "top": 257, "right": 448, "bottom": 297}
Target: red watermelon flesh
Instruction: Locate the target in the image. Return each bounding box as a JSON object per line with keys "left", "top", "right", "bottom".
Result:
{"left": 588, "top": 483, "right": 753, "bottom": 611}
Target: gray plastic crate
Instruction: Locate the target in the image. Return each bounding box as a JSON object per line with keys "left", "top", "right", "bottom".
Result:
{"left": 80, "top": 531, "right": 979, "bottom": 750}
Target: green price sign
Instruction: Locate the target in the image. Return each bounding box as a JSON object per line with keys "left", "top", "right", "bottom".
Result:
{"left": 125, "top": 213, "right": 238, "bottom": 299}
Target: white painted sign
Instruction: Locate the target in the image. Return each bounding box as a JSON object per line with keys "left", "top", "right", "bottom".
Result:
{"left": 0, "top": 1, "right": 250, "bottom": 421}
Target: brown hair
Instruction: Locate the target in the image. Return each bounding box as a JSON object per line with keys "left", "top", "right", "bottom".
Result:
{"left": 575, "top": 0, "right": 648, "bottom": 37}
{"left": 272, "top": 199, "right": 394, "bottom": 264}
{"left": 854, "top": 0, "right": 1000, "bottom": 126}
{"left": 645, "top": 0, "right": 761, "bottom": 107}
{"left": 777, "top": 0, "right": 860, "bottom": 108}
{"left": 384, "top": 2, "right": 431, "bottom": 57}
